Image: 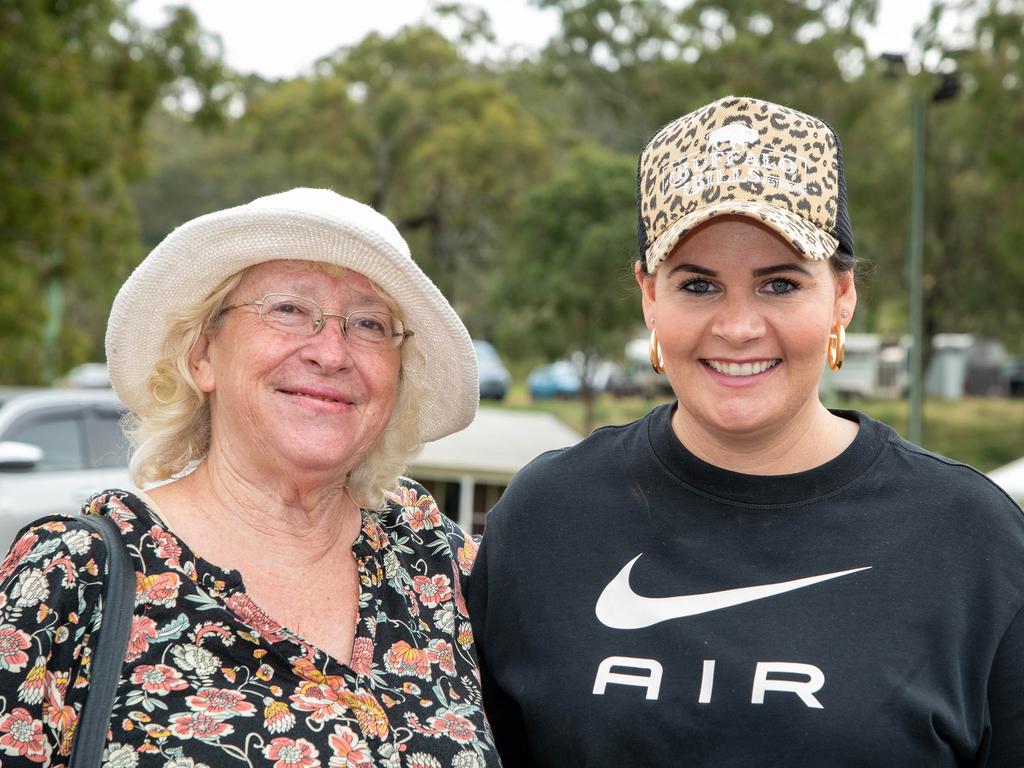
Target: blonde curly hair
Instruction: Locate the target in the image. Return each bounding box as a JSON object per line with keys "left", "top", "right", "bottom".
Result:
{"left": 124, "top": 263, "right": 425, "bottom": 510}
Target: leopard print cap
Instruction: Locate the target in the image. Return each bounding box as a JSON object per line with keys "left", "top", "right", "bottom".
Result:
{"left": 637, "top": 95, "right": 854, "bottom": 272}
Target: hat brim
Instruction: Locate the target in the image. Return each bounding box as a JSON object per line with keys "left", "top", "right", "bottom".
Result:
{"left": 106, "top": 194, "right": 478, "bottom": 444}
{"left": 645, "top": 200, "right": 839, "bottom": 273}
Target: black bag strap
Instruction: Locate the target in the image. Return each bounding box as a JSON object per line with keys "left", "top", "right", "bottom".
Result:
{"left": 68, "top": 514, "right": 136, "bottom": 768}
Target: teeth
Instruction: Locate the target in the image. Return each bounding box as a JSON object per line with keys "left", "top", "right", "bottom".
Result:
{"left": 290, "top": 391, "right": 338, "bottom": 403}
{"left": 706, "top": 360, "right": 778, "bottom": 377}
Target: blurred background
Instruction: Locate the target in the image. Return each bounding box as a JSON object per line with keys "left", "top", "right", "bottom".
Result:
{"left": 1, "top": 0, "right": 1022, "bottom": 498}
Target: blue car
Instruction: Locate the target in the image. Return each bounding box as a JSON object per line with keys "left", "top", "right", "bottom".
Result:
{"left": 474, "top": 340, "right": 511, "bottom": 401}
{"left": 527, "top": 361, "right": 581, "bottom": 400}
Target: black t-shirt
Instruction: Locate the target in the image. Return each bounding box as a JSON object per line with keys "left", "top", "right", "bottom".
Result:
{"left": 468, "top": 406, "right": 1024, "bottom": 767}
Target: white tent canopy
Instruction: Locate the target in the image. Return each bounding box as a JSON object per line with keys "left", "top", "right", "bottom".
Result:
{"left": 412, "top": 408, "right": 581, "bottom": 481}
{"left": 410, "top": 408, "right": 582, "bottom": 530}
{"left": 989, "top": 457, "right": 1024, "bottom": 503}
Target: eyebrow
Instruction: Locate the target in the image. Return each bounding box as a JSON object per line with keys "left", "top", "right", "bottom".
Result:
{"left": 667, "top": 262, "right": 813, "bottom": 278}
{"left": 267, "top": 286, "right": 390, "bottom": 309}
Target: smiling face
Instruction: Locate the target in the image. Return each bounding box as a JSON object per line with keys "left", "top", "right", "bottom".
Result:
{"left": 637, "top": 216, "right": 856, "bottom": 442}
{"left": 189, "top": 260, "right": 403, "bottom": 482}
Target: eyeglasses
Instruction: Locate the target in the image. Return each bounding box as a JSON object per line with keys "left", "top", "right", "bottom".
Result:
{"left": 220, "top": 293, "right": 413, "bottom": 349}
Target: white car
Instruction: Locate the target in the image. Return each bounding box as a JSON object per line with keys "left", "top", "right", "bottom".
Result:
{"left": 0, "top": 388, "right": 133, "bottom": 550}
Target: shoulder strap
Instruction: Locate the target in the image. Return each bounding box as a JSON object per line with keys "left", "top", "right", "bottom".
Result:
{"left": 68, "top": 514, "right": 136, "bottom": 768}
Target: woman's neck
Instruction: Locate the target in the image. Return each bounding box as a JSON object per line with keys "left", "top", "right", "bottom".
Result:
{"left": 146, "top": 455, "right": 362, "bottom": 575}
{"left": 671, "top": 399, "right": 859, "bottom": 476}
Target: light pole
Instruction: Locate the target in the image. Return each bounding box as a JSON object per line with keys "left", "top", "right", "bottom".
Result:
{"left": 908, "top": 94, "right": 926, "bottom": 446}
{"left": 882, "top": 53, "right": 959, "bottom": 445}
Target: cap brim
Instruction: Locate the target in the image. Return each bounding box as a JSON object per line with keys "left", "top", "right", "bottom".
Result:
{"left": 645, "top": 200, "right": 839, "bottom": 273}
{"left": 106, "top": 198, "right": 478, "bottom": 444}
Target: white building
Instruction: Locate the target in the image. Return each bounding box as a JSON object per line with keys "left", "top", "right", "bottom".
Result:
{"left": 409, "top": 408, "right": 582, "bottom": 533}
{"left": 989, "top": 457, "right": 1024, "bottom": 505}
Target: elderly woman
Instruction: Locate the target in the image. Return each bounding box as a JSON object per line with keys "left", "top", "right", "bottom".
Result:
{"left": 0, "top": 189, "right": 498, "bottom": 767}
{"left": 468, "top": 97, "right": 1024, "bottom": 766}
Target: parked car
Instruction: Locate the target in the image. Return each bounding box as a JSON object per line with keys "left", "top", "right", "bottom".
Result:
{"left": 527, "top": 361, "right": 581, "bottom": 400}
{"left": 60, "top": 362, "right": 112, "bottom": 388}
{"left": 474, "top": 340, "right": 511, "bottom": 401}
{"left": 0, "top": 389, "right": 132, "bottom": 549}
{"left": 527, "top": 357, "right": 621, "bottom": 400}
{"left": 1006, "top": 359, "right": 1024, "bottom": 398}
{"left": 607, "top": 337, "right": 675, "bottom": 398}
{"left": 607, "top": 359, "right": 675, "bottom": 398}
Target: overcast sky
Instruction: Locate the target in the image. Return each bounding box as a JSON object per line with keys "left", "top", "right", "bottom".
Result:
{"left": 130, "top": 0, "right": 943, "bottom": 80}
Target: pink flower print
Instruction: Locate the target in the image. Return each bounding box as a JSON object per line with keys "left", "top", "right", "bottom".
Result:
{"left": 0, "top": 708, "right": 50, "bottom": 763}
{"left": 149, "top": 526, "right": 182, "bottom": 567}
{"left": 336, "top": 689, "right": 389, "bottom": 739}
{"left": 186, "top": 688, "right": 257, "bottom": 717}
{"left": 412, "top": 574, "right": 452, "bottom": 608}
{"left": 290, "top": 682, "right": 348, "bottom": 723}
{"left": 427, "top": 639, "right": 456, "bottom": 675}
{"left": 0, "top": 531, "right": 39, "bottom": 581}
{"left": 348, "top": 636, "right": 374, "bottom": 676}
{"left": 17, "top": 658, "right": 47, "bottom": 704}
{"left": 263, "top": 699, "right": 296, "bottom": 734}
{"left": 263, "top": 736, "right": 321, "bottom": 768}
{"left": 328, "top": 725, "right": 372, "bottom": 768}
{"left": 456, "top": 621, "right": 474, "bottom": 649}
{"left": 43, "top": 673, "right": 74, "bottom": 731}
{"left": 130, "top": 664, "right": 188, "bottom": 695}
{"left": 226, "top": 593, "right": 287, "bottom": 643}
{"left": 170, "top": 711, "right": 235, "bottom": 740}
{"left": 451, "top": 561, "right": 469, "bottom": 618}
{"left": 427, "top": 710, "right": 476, "bottom": 743}
{"left": 398, "top": 490, "right": 443, "bottom": 532}
{"left": 105, "top": 499, "right": 136, "bottom": 534}
{"left": 0, "top": 625, "right": 32, "bottom": 672}
{"left": 384, "top": 641, "right": 432, "bottom": 678}
{"left": 124, "top": 615, "right": 159, "bottom": 662}
{"left": 191, "top": 622, "right": 234, "bottom": 646}
{"left": 361, "top": 519, "right": 388, "bottom": 552}
{"left": 136, "top": 571, "right": 181, "bottom": 607}
{"left": 457, "top": 534, "right": 478, "bottom": 575}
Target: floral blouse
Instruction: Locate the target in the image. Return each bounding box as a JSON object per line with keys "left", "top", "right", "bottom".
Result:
{"left": 0, "top": 483, "right": 499, "bottom": 767}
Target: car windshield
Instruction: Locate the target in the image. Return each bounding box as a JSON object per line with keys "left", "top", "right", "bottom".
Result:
{"left": 473, "top": 340, "right": 500, "bottom": 361}
{"left": 0, "top": 388, "right": 42, "bottom": 408}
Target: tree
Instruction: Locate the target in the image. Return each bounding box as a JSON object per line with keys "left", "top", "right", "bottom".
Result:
{"left": 134, "top": 25, "right": 553, "bottom": 337}
{"left": 0, "top": 0, "right": 227, "bottom": 383}
{"left": 495, "top": 144, "right": 640, "bottom": 431}
{"left": 913, "top": 0, "right": 1024, "bottom": 352}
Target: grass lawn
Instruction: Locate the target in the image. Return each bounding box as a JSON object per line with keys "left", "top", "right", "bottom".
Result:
{"left": 492, "top": 385, "right": 1024, "bottom": 473}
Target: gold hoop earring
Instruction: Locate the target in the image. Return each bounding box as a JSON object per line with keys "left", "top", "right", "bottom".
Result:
{"left": 649, "top": 327, "right": 665, "bottom": 374}
{"left": 827, "top": 323, "right": 846, "bottom": 372}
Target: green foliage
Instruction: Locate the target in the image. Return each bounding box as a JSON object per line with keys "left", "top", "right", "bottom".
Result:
{"left": 911, "top": 0, "right": 1024, "bottom": 346}
{"left": 0, "top": 0, "right": 227, "bottom": 383}
{"left": 496, "top": 144, "right": 638, "bottom": 356}
{"left": 4, "top": 0, "right": 1024, "bottom": 395}
{"left": 495, "top": 144, "right": 639, "bottom": 428}
{"left": 133, "top": 25, "right": 552, "bottom": 336}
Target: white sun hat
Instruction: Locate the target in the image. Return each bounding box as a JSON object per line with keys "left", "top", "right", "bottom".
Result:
{"left": 106, "top": 187, "right": 479, "bottom": 443}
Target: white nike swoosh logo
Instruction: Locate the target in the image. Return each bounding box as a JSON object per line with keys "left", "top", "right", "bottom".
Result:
{"left": 595, "top": 554, "right": 871, "bottom": 630}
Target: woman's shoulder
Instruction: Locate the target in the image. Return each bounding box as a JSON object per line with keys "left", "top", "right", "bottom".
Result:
{"left": 0, "top": 487, "right": 149, "bottom": 590}
{"left": 892, "top": 437, "right": 1021, "bottom": 507}
{"left": 379, "top": 477, "right": 473, "bottom": 539}
{"left": 0, "top": 515, "right": 101, "bottom": 580}
{"left": 852, "top": 413, "right": 1024, "bottom": 530}
{"left": 84, "top": 487, "right": 149, "bottom": 521}
{"left": 376, "top": 477, "right": 477, "bottom": 572}
{"left": 0, "top": 511, "right": 115, "bottom": 642}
